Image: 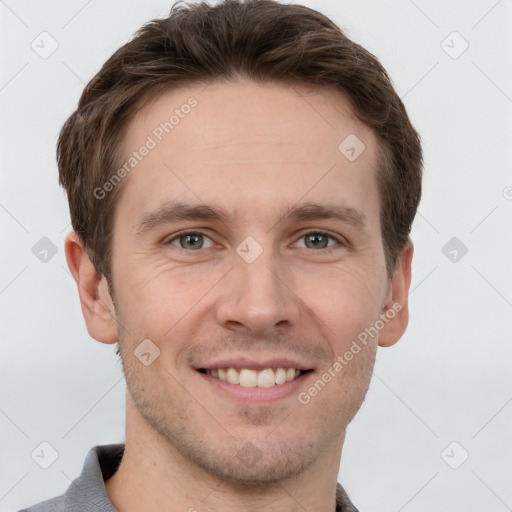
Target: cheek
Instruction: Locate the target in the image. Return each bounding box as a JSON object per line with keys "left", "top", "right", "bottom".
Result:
{"left": 298, "top": 265, "right": 383, "bottom": 343}
{"left": 113, "top": 257, "right": 227, "bottom": 339}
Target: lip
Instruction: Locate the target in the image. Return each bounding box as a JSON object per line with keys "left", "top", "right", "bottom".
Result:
{"left": 195, "top": 368, "right": 314, "bottom": 404}
{"left": 194, "top": 356, "right": 314, "bottom": 372}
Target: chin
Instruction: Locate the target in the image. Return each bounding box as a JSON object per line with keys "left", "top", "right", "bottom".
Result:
{"left": 188, "top": 445, "right": 318, "bottom": 485}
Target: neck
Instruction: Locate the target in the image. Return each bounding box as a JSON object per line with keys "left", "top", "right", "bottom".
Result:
{"left": 105, "top": 393, "right": 345, "bottom": 512}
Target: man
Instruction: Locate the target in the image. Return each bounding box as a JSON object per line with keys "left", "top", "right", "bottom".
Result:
{"left": 19, "top": 0, "right": 422, "bottom": 510}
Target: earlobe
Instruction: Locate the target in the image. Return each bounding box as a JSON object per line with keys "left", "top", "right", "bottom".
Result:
{"left": 64, "top": 231, "right": 118, "bottom": 344}
{"left": 378, "top": 238, "right": 414, "bottom": 348}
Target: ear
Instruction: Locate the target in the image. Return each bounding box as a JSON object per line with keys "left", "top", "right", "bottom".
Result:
{"left": 378, "top": 238, "right": 414, "bottom": 348}
{"left": 64, "top": 231, "right": 118, "bottom": 344}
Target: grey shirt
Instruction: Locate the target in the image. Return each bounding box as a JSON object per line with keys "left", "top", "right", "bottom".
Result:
{"left": 18, "top": 444, "right": 359, "bottom": 512}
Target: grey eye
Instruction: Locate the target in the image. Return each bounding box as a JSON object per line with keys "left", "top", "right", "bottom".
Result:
{"left": 296, "top": 232, "right": 339, "bottom": 249}
{"left": 169, "top": 232, "right": 214, "bottom": 250}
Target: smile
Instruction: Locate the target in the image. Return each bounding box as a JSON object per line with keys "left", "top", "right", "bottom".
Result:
{"left": 198, "top": 367, "right": 309, "bottom": 387}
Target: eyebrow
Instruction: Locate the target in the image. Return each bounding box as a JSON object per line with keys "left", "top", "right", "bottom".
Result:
{"left": 134, "top": 200, "right": 368, "bottom": 235}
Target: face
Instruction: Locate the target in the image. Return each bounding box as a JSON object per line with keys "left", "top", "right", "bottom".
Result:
{"left": 93, "top": 80, "right": 406, "bottom": 482}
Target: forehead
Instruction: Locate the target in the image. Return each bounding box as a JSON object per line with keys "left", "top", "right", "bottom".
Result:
{"left": 115, "top": 80, "right": 381, "bottom": 233}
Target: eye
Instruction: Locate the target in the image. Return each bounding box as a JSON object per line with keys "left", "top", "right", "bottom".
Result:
{"left": 164, "top": 230, "right": 346, "bottom": 252}
{"left": 294, "top": 231, "right": 344, "bottom": 250}
{"left": 166, "top": 231, "right": 214, "bottom": 250}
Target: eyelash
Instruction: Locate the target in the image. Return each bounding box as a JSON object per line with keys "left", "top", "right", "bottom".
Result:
{"left": 164, "top": 230, "right": 347, "bottom": 253}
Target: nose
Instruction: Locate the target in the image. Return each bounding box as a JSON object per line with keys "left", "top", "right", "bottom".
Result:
{"left": 214, "top": 248, "right": 301, "bottom": 336}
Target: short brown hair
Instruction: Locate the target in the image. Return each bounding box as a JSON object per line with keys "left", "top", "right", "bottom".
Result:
{"left": 58, "top": 0, "right": 422, "bottom": 282}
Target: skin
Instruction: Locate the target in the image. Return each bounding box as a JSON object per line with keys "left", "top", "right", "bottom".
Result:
{"left": 65, "top": 80, "right": 413, "bottom": 512}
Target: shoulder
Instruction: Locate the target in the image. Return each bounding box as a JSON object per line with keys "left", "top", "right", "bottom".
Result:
{"left": 336, "top": 482, "right": 360, "bottom": 512}
{"left": 16, "top": 444, "right": 124, "bottom": 512}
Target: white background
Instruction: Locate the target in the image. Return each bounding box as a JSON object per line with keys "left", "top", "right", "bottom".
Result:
{"left": 1, "top": 0, "right": 511, "bottom": 510}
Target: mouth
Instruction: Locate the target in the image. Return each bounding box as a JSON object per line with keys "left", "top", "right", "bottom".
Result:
{"left": 197, "top": 367, "right": 312, "bottom": 388}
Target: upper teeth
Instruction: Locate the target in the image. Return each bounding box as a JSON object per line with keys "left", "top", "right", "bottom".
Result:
{"left": 206, "top": 367, "right": 301, "bottom": 387}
